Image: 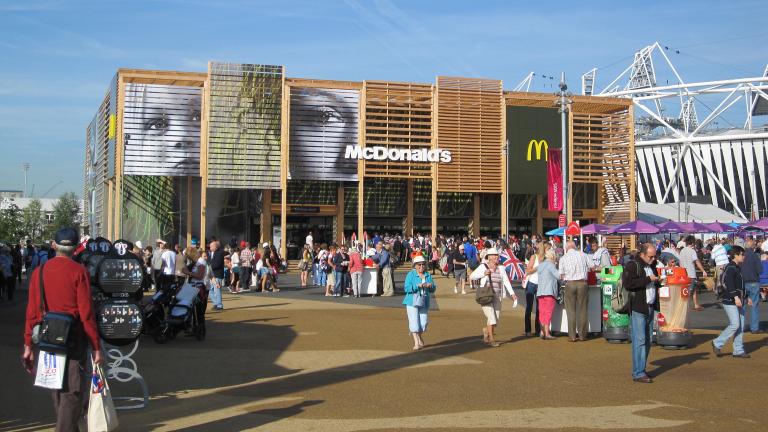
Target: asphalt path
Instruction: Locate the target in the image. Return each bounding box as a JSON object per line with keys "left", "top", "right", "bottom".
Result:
{"left": 1, "top": 272, "right": 766, "bottom": 431}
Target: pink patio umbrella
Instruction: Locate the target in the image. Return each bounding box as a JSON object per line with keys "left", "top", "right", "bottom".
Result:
{"left": 580, "top": 223, "right": 613, "bottom": 235}
{"left": 608, "top": 220, "right": 660, "bottom": 234}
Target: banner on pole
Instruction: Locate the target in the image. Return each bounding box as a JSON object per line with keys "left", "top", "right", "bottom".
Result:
{"left": 547, "top": 149, "right": 563, "bottom": 211}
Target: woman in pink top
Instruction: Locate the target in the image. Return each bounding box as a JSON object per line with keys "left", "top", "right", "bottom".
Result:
{"left": 348, "top": 245, "right": 364, "bottom": 298}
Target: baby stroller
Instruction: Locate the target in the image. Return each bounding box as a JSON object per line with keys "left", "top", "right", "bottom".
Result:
{"left": 155, "top": 282, "right": 206, "bottom": 343}
{"left": 142, "top": 280, "right": 178, "bottom": 343}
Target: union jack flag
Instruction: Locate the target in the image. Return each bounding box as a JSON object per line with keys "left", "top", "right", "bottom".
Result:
{"left": 499, "top": 247, "right": 526, "bottom": 282}
{"left": 91, "top": 370, "right": 105, "bottom": 394}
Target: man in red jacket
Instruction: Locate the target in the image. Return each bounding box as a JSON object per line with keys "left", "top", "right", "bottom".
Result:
{"left": 22, "top": 227, "right": 103, "bottom": 431}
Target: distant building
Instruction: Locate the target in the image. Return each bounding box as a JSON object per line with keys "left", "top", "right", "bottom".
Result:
{"left": 0, "top": 190, "right": 23, "bottom": 199}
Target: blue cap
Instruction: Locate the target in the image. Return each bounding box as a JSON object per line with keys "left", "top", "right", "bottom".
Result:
{"left": 55, "top": 227, "right": 79, "bottom": 246}
{"left": 191, "top": 238, "right": 199, "bottom": 246}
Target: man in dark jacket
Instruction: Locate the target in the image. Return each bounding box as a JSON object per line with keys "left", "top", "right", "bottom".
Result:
{"left": 742, "top": 239, "right": 763, "bottom": 333}
{"left": 623, "top": 243, "right": 660, "bottom": 383}
{"left": 712, "top": 246, "right": 750, "bottom": 358}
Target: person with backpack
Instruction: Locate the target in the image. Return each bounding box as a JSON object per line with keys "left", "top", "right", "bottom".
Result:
{"left": 470, "top": 248, "right": 518, "bottom": 347}
{"left": 623, "top": 243, "right": 661, "bottom": 383}
{"left": 712, "top": 246, "right": 750, "bottom": 358}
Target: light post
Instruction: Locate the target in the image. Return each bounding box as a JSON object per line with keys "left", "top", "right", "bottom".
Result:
{"left": 556, "top": 74, "right": 572, "bottom": 224}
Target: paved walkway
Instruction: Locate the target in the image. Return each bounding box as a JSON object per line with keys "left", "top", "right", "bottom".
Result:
{"left": 1, "top": 274, "right": 766, "bottom": 431}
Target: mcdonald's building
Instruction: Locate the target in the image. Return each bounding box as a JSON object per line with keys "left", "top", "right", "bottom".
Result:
{"left": 84, "top": 63, "right": 635, "bottom": 257}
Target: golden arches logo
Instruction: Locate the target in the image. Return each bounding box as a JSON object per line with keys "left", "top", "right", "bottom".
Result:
{"left": 526, "top": 139, "right": 548, "bottom": 161}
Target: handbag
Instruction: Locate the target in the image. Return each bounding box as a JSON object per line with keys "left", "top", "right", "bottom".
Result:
{"left": 33, "top": 263, "right": 75, "bottom": 355}
{"left": 475, "top": 265, "right": 495, "bottom": 305}
{"left": 88, "top": 361, "right": 119, "bottom": 432}
{"left": 412, "top": 288, "right": 426, "bottom": 308}
{"left": 556, "top": 281, "right": 565, "bottom": 305}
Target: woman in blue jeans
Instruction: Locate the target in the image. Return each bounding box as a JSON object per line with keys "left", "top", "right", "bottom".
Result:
{"left": 712, "top": 246, "right": 750, "bottom": 358}
{"left": 403, "top": 255, "right": 436, "bottom": 351}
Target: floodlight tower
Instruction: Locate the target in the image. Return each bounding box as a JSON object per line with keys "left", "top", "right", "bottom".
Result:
{"left": 22, "top": 162, "right": 30, "bottom": 197}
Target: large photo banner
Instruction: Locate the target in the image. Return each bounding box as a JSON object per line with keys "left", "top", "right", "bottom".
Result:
{"left": 123, "top": 83, "right": 202, "bottom": 176}
{"left": 289, "top": 87, "right": 359, "bottom": 181}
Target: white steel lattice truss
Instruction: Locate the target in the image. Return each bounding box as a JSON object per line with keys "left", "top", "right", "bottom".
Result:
{"left": 577, "top": 42, "right": 768, "bottom": 220}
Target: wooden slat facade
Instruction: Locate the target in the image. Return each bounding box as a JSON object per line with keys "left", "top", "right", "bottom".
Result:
{"left": 436, "top": 77, "right": 504, "bottom": 193}
{"left": 363, "top": 81, "right": 433, "bottom": 179}
{"left": 84, "top": 92, "right": 110, "bottom": 237}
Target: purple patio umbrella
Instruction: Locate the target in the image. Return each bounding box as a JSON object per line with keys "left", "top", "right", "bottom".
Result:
{"left": 608, "top": 220, "right": 660, "bottom": 234}
{"left": 655, "top": 221, "right": 687, "bottom": 234}
{"left": 705, "top": 221, "right": 739, "bottom": 233}
{"left": 680, "top": 222, "right": 712, "bottom": 233}
{"left": 580, "top": 223, "right": 612, "bottom": 235}
{"left": 741, "top": 217, "right": 768, "bottom": 231}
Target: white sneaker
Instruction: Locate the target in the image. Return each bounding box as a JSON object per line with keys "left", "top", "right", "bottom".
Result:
{"left": 454, "top": 287, "right": 458, "bottom": 294}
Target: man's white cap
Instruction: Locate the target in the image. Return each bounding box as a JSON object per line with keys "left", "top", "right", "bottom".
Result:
{"left": 263, "top": 242, "right": 269, "bottom": 248}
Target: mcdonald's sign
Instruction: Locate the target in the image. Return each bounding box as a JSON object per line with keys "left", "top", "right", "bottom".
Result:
{"left": 526, "top": 139, "right": 548, "bottom": 161}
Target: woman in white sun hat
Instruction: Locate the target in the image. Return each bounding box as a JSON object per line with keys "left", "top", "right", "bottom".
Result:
{"left": 403, "top": 255, "right": 436, "bottom": 351}
{"left": 470, "top": 247, "right": 518, "bottom": 347}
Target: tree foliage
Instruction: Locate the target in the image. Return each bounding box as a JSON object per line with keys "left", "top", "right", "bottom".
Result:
{"left": 48, "top": 192, "right": 81, "bottom": 236}
{"left": 0, "top": 198, "right": 25, "bottom": 244}
{"left": 22, "top": 198, "right": 44, "bottom": 242}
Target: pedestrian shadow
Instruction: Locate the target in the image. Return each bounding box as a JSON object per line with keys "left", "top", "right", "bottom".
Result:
{"left": 178, "top": 400, "right": 324, "bottom": 432}
{"left": 744, "top": 337, "right": 768, "bottom": 354}
{"left": 133, "top": 334, "right": 498, "bottom": 430}
{"left": 649, "top": 352, "right": 709, "bottom": 377}
{"left": 220, "top": 303, "right": 290, "bottom": 311}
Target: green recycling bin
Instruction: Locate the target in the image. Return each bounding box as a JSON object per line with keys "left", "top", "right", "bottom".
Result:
{"left": 601, "top": 266, "right": 630, "bottom": 343}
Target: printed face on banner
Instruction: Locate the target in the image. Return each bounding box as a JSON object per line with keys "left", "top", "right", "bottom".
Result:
{"left": 506, "top": 106, "right": 562, "bottom": 194}
{"left": 123, "top": 83, "right": 202, "bottom": 176}
{"left": 289, "top": 88, "right": 359, "bottom": 181}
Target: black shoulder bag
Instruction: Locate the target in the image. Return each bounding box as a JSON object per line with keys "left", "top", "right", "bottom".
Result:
{"left": 33, "top": 263, "right": 76, "bottom": 354}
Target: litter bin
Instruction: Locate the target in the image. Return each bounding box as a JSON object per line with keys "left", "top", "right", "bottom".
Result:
{"left": 601, "top": 266, "right": 630, "bottom": 343}
{"left": 656, "top": 266, "right": 692, "bottom": 349}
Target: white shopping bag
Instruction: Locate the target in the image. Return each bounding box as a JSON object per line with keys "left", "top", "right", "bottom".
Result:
{"left": 88, "top": 362, "right": 119, "bottom": 432}
{"left": 34, "top": 350, "right": 66, "bottom": 390}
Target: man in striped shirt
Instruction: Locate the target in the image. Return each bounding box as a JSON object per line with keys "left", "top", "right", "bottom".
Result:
{"left": 239, "top": 242, "right": 253, "bottom": 291}
{"left": 559, "top": 240, "right": 594, "bottom": 342}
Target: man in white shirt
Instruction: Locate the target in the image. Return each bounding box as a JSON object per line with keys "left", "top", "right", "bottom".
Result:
{"left": 305, "top": 230, "right": 314, "bottom": 249}
{"left": 559, "top": 241, "right": 594, "bottom": 341}
{"left": 159, "top": 241, "right": 177, "bottom": 291}
{"left": 710, "top": 240, "right": 729, "bottom": 282}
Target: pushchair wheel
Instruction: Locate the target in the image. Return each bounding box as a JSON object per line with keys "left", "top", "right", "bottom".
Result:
{"left": 152, "top": 324, "right": 169, "bottom": 344}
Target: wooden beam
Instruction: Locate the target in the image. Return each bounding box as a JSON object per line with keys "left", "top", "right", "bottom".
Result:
{"left": 472, "top": 193, "right": 480, "bottom": 237}
{"left": 280, "top": 70, "right": 289, "bottom": 258}
{"left": 405, "top": 180, "right": 414, "bottom": 236}
{"left": 500, "top": 90, "right": 508, "bottom": 238}
{"left": 566, "top": 110, "right": 574, "bottom": 223}
{"left": 535, "top": 194, "right": 543, "bottom": 235}
{"left": 628, "top": 104, "right": 637, "bottom": 251}
{"left": 261, "top": 190, "right": 272, "bottom": 244}
{"left": 358, "top": 81, "right": 366, "bottom": 241}
{"left": 200, "top": 66, "right": 210, "bottom": 245}
{"left": 114, "top": 74, "right": 126, "bottom": 239}
{"left": 186, "top": 176, "right": 192, "bottom": 246}
{"left": 285, "top": 77, "right": 362, "bottom": 90}
{"left": 336, "top": 185, "right": 344, "bottom": 244}
{"left": 106, "top": 179, "right": 114, "bottom": 240}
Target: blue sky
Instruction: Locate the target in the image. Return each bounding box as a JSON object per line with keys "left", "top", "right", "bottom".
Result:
{"left": 1, "top": 0, "right": 766, "bottom": 197}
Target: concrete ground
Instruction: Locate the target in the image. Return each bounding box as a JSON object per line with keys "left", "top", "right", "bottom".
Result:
{"left": 1, "top": 271, "right": 766, "bottom": 431}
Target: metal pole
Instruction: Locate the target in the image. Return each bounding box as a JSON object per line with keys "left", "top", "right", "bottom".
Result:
{"left": 22, "top": 162, "right": 30, "bottom": 198}
{"left": 559, "top": 74, "right": 568, "bottom": 222}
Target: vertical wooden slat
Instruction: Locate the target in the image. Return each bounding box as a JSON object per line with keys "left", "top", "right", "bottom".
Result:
{"left": 200, "top": 69, "right": 210, "bottom": 244}
{"left": 260, "top": 189, "right": 272, "bottom": 244}
{"left": 358, "top": 82, "right": 366, "bottom": 238}
{"left": 106, "top": 179, "right": 114, "bottom": 240}
{"left": 114, "top": 74, "right": 125, "bottom": 239}
{"left": 186, "top": 176, "right": 192, "bottom": 245}
{"left": 567, "top": 110, "right": 574, "bottom": 223}
{"left": 280, "top": 72, "right": 289, "bottom": 258}
{"left": 336, "top": 185, "right": 345, "bottom": 244}
{"left": 405, "top": 180, "right": 414, "bottom": 236}
{"left": 628, "top": 104, "right": 637, "bottom": 250}
{"left": 471, "top": 193, "right": 480, "bottom": 237}
{"left": 501, "top": 97, "right": 508, "bottom": 237}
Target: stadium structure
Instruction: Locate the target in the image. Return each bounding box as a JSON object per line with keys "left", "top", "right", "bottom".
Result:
{"left": 580, "top": 42, "right": 768, "bottom": 221}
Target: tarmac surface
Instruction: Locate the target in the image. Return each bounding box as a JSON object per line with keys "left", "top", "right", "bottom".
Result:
{"left": 1, "top": 271, "right": 767, "bottom": 431}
